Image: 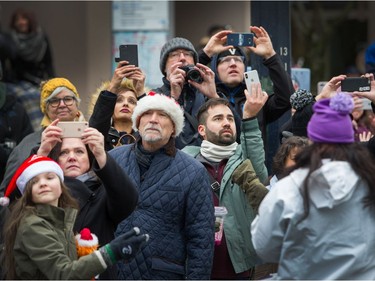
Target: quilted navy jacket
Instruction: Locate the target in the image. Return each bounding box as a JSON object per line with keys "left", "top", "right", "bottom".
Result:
{"left": 109, "top": 142, "right": 215, "bottom": 280}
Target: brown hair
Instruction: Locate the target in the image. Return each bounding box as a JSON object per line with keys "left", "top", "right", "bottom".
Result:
{"left": 272, "top": 136, "right": 310, "bottom": 179}
{"left": 1, "top": 177, "right": 78, "bottom": 279}
{"left": 197, "top": 98, "right": 231, "bottom": 126}
{"left": 10, "top": 8, "right": 38, "bottom": 33}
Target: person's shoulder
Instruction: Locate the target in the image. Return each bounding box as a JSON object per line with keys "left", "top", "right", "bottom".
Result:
{"left": 10, "top": 130, "right": 41, "bottom": 153}
{"left": 18, "top": 210, "right": 44, "bottom": 230}
{"left": 181, "top": 145, "right": 200, "bottom": 156}
{"left": 109, "top": 143, "right": 133, "bottom": 157}
{"left": 175, "top": 149, "right": 206, "bottom": 171}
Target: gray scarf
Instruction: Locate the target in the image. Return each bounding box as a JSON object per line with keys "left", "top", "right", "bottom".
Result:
{"left": 11, "top": 27, "right": 47, "bottom": 63}
{"left": 200, "top": 140, "right": 238, "bottom": 162}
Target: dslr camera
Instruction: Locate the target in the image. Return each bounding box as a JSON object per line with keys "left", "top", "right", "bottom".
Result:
{"left": 179, "top": 65, "right": 203, "bottom": 84}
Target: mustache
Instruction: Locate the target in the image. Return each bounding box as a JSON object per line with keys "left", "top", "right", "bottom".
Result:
{"left": 219, "top": 128, "right": 233, "bottom": 135}
{"left": 144, "top": 124, "right": 162, "bottom": 133}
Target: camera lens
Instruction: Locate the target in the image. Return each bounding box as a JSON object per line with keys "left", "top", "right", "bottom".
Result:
{"left": 187, "top": 69, "right": 203, "bottom": 84}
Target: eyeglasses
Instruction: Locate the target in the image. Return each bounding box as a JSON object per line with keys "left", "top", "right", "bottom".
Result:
{"left": 168, "top": 50, "right": 194, "bottom": 59}
{"left": 218, "top": 56, "right": 245, "bottom": 65}
{"left": 47, "top": 96, "right": 76, "bottom": 107}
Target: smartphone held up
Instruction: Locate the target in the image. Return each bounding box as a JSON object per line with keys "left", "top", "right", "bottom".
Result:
{"left": 341, "top": 77, "right": 370, "bottom": 92}
{"left": 227, "top": 33, "right": 254, "bottom": 47}
{"left": 57, "top": 122, "right": 88, "bottom": 138}
{"left": 115, "top": 44, "right": 139, "bottom": 66}
{"left": 244, "top": 70, "right": 260, "bottom": 95}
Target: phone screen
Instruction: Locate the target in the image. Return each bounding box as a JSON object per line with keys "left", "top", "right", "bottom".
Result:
{"left": 115, "top": 44, "right": 139, "bottom": 66}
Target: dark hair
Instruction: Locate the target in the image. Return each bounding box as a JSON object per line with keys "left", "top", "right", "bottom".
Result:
{"left": 48, "top": 140, "right": 95, "bottom": 172}
{"left": 10, "top": 8, "right": 38, "bottom": 33}
{"left": 1, "top": 177, "right": 78, "bottom": 279}
{"left": 197, "top": 98, "right": 231, "bottom": 126}
{"left": 272, "top": 136, "right": 310, "bottom": 179}
{"left": 292, "top": 142, "right": 375, "bottom": 223}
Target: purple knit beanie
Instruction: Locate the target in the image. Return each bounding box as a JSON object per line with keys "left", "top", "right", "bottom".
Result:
{"left": 307, "top": 93, "right": 354, "bottom": 143}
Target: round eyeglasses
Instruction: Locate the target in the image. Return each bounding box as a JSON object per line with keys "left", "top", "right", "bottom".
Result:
{"left": 47, "top": 96, "right": 76, "bottom": 108}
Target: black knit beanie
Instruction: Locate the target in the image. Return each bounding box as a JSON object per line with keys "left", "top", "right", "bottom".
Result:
{"left": 159, "top": 37, "right": 198, "bottom": 75}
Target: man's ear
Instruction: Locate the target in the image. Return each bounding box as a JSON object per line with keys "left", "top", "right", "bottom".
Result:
{"left": 198, "top": 124, "right": 206, "bottom": 139}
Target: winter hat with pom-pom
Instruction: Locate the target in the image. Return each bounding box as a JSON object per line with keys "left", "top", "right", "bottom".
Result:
{"left": 307, "top": 92, "right": 354, "bottom": 143}
{"left": 0, "top": 155, "right": 64, "bottom": 206}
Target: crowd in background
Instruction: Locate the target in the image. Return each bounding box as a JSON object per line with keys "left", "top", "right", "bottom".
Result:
{"left": 1, "top": 7, "right": 375, "bottom": 280}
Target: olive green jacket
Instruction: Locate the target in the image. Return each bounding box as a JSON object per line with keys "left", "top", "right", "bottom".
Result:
{"left": 182, "top": 118, "right": 268, "bottom": 273}
{"left": 14, "top": 204, "right": 106, "bottom": 279}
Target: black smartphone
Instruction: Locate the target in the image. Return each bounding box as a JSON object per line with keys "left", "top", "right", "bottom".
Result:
{"left": 341, "top": 77, "right": 370, "bottom": 92}
{"left": 115, "top": 44, "right": 139, "bottom": 66}
{"left": 227, "top": 33, "right": 254, "bottom": 47}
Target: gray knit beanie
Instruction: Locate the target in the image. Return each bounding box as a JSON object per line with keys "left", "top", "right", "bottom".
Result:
{"left": 159, "top": 37, "right": 198, "bottom": 75}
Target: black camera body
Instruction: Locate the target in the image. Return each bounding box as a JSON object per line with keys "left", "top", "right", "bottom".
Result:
{"left": 179, "top": 65, "right": 203, "bottom": 84}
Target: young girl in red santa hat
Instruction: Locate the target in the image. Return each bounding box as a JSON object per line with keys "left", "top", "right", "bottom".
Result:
{"left": 0, "top": 154, "right": 148, "bottom": 280}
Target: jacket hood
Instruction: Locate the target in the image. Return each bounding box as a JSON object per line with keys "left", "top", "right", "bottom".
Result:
{"left": 290, "top": 161, "right": 359, "bottom": 209}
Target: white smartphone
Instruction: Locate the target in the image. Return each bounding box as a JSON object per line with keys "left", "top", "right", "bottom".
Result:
{"left": 317, "top": 81, "right": 328, "bottom": 95}
{"left": 57, "top": 121, "right": 88, "bottom": 138}
{"left": 244, "top": 70, "right": 260, "bottom": 95}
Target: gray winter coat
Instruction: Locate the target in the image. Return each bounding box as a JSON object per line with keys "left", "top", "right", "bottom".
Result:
{"left": 251, "top": 161, "right": 375, "bottom": 279}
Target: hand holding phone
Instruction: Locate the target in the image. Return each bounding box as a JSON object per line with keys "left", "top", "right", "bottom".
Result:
{"left": 244, "top": 70, "right": 260, "bottom": 95}
{"left": 115, "top": 44, "right": 139, "bottom": 66}
{"left": 57, "top": 122, "right": 88, "bottom": 138}
{"left": 227, "top": 33, "right": 254, "bottom": 47}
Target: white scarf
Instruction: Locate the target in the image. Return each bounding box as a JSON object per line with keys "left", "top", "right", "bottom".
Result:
{"left": 200, "top": 140, "right": 238, "bottom": 162}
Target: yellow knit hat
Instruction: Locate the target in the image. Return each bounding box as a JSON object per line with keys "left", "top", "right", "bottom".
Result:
{"left": 40, "top": 78, "right": 79, "bottom": 114}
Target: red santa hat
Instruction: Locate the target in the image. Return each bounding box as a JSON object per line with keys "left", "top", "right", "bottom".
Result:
{"left": 0, "top": 155, "right": 64, "bottom": 206}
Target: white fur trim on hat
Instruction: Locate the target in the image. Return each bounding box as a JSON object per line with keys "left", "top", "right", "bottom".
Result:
{"left": 132, "top": 92, "right": 185, "bottom": 137}
{"left": 75, "top": 233, "right": 99, "bottom": 247}
{"left": 16, "top": 161, "right": 64, "bottom": 194}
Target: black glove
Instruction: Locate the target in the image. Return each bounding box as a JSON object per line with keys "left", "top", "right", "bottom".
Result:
{"left": 99, "top": 227, "right": 149, "bottom": 266}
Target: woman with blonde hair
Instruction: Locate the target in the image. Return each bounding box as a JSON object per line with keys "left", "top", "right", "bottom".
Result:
{"left": 89, "top": 60, "right": 145, "bottom": 150}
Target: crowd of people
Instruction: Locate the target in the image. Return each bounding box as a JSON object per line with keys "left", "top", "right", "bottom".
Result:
{"left": 1, "top": 7, "right": 375, "bottom": 280}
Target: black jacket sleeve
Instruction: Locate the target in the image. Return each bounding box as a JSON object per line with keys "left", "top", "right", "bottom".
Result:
{"left": 93, "top": 153, "right": 138, "bottom": 225}
{"left": 89, "top": 90, "right": 117, "bottom": 151}
{"left": 262, "top": 54, "right": 293, "bottom": 124}
{"left": 198, "top": 49, "right": 212, "bottom": 66}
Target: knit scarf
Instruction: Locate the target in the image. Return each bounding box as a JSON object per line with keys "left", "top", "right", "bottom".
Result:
{"left": 11, "top": 27, "right": 47, "bottom": 63}
{"left": 200, "top": 140, "right": 238, "bottom": 162}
